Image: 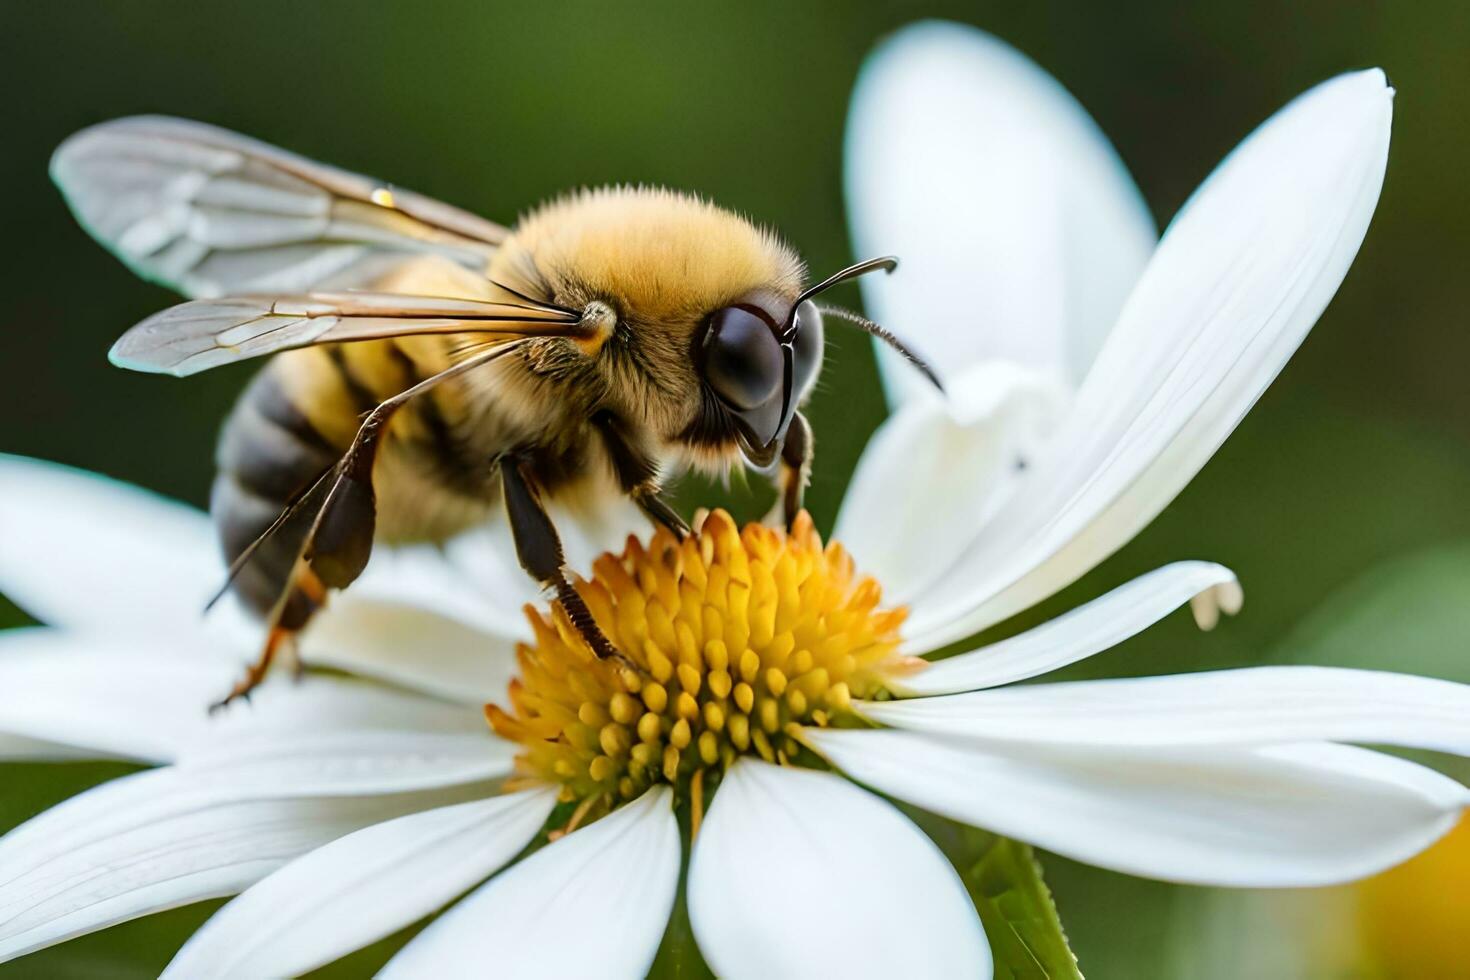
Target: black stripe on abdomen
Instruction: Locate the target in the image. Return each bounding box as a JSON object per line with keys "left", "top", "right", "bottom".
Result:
{"left": 212, "top": 365, "right": 340, "bottom": 618}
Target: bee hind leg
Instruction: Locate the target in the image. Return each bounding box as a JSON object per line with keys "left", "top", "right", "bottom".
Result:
{"left": 501, "top": 455, "right": 640, "bottom": 673}
{"left": 210, "top": 560, "right": 328, "bottom": 713}
{"left": 210, "top": 344, "right": 528, "bottom": 713}
{"left": 210, "top": 625, "right": 295, "bottom": 713}
{"left": 210, "top": 403, "right": 392, "bottom": 712}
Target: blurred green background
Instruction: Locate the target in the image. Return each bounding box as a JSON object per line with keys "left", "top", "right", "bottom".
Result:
{"left": 3, "top": 0, "right": 1469, "bottom": 976}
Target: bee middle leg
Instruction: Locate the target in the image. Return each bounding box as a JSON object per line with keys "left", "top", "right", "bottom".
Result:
{"left": 776, "top": 410, "right": 813, "bottom": 529}
{"left": 501, "top": 454, "right": 637, "bottom": 671}
{"left": 593, "top": 411, "right": 689, "bottom": 537}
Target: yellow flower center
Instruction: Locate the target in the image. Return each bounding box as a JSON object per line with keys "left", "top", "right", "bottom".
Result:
{"left": 487, "top": 510, "right": 918, "bottom": 812}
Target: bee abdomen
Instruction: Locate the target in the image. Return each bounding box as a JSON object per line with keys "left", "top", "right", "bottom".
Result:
{"left": 212, "top": 361, "right": 345, "bottom": 621}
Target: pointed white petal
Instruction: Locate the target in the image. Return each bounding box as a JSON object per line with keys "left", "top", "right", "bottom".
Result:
{"left": 905, "top": 70, "right": 1394, "bottom": 648}
{"left": 0, "top": 628, "right": 233, "bottom": 762}
{"left": 834, "top": 362, "right": 1068, "bottom": 603}
{"left": 300, "top": 597, "right": 519, "bottom": 706}
{"left": 164, "top": 789, "right": 556, "bottom": 979}
{"left": 893, "top": 562, "right": 1240, "bottom": 691}
{"left": 846, "top": 20, "right": 1154, "bottom": 401}
{"left": 381, "top": 787, "right": 679, "bottom": 980}
{"left": 862, "top": 666, "right": 1470, "bottom": 756}
{"left": 0, "top": 766, "right": 491, "bottom": 964}
{"left": 0, "top": 455, "right": 222, "bottom": 631}
{"left": 688, "top": 760, "right": 991, "bottom": 978}
{"left": 808, "top": 728, "right": 1466, "bottom": 887}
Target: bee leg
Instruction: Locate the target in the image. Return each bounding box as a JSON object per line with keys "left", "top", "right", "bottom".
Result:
{"left": 593, "top": 411, "right": 689, "bottom": 537}
{"left": 777, "top": 410, "right": 813, "bottom": 530}
{"left": 501, "top": 455, "right": 639, "bottom": 672}
{"left": 212, "top": 343, "right": 531, "bottom": 712}
{"left": 210, "top": 627, "right": 293, "bottom": 712}
{"left": 633, "top": 490, "right": 690, "bottom": 538}
{"left": 210, "top": 403, "right": 397, "bottom": 711}
{"left": 209, "top": 561, "right": 326, "bottom": 712}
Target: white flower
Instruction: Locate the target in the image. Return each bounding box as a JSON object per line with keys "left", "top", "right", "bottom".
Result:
{"left": 2, "top": 21, "right": 1468, "bottom": 979}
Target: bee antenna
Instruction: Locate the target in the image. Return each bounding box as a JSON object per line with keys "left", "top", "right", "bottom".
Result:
{"left": 795, "top": 255, "right": 899, "bottom": 307}
{"left": 487, "top": 277, "right": 582, "bottom": 318}
{"left": 817, "top": 304, "right": 943, "bottom": 393}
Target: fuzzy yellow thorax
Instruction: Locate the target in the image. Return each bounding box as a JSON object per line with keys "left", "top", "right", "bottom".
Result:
{"left": 488, "top": 510, "right": 917, "bottom": 812}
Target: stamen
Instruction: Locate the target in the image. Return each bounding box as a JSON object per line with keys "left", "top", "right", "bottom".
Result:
{"left": 690, "top": 768, "right": 706, "bottom": 840}
{"left": 486, "top": 510, "right": 912, "bottom": 808}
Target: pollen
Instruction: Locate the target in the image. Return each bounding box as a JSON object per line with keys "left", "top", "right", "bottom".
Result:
{"left": 487, "top": 510, "right": 911, "bottom": 809}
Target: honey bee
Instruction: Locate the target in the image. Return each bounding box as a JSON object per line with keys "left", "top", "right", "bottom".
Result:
{"left": 52, "top": 117, "right": 938, "bottom": 708}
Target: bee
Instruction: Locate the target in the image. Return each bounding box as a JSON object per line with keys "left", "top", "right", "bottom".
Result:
{"left": 52, "top": 117, "right": 939, "bottom": 708}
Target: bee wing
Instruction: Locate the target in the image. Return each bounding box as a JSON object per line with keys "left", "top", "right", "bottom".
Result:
{"left": 52, "top": 116, "right": 507, "bottom": 298}
{"left": 112, "top": 292, "right": 586, "bottom": 377}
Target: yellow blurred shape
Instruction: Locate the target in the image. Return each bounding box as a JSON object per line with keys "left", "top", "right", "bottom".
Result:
{"left": 1356, "top": 813, "right": 1470, "bottom": 977}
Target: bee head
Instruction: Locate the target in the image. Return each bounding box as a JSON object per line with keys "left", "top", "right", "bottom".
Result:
{"left": 695, "top": 295, "right": 821, "bottom": 466}
{"left": 494, "top": 188, "right": 933, "bottom": 470}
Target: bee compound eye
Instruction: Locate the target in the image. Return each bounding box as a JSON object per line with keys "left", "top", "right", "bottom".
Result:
{"left": 791, "top": 300, "right": 824, "bottom": 399}
{"left": 703, "top": 307, "right": 784, "bottom": 410}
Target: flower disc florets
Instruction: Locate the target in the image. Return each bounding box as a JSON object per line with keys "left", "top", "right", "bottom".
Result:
{"left": 488, "top": 510, "right": 916, "bottom": 811}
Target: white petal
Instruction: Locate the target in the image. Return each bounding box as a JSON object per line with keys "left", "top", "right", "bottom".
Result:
{"left": 688, "top": 760, "right": 990, "bottom": 978}
{"left": 0, "top": 455, "right": 222, "bottom": 631}
{"left": 861, "top": 666, "right": 1470, "bottom": 756}
{"left": 171, "top": 729, "right": 513, "bottom": 798}
{"left": 445, "top": 493, "right": 645, "bottom": 586}
{"left": 549, "top": 493, "right": 651, "bottom": 577}
{"left": 334, "top": 493, "right": 646, "bottom": 662}
{"left": 348, "top": 540, "right": 532, "bottom": 643}
{"left": 0, "top": 734, "right": 94, "bottom": 761}
{"left": 808, "top": 728, "right": 1466, "bottom": 887}
{"left": 0, "top": 766, "right": 490, "bottom": 964}
{"left": 905, "top": 69, "right": 1394, "bottom": 648}
{"left": 0, "top": 733, "right": 508, "bottom": 893}
{"left": 834, "top": 362, "right": 1068, "bottom": 604}
{"left": 300, "top": 597, "right": 519, "bottom": 706}
{"left": 893, "top": 562, "right": 1240, "bottom": 692}
{"left": 0, "top": 628, "right": 233, "bottom": 763}
{"left": 381, "top": 787, "right": 679, "bottom": 980}
{"left": 163, "top": 789, "right": 556, "bottom": 979}
{"left": 199, "top": 673, "right": 487, "bottom": 744}
{"left": 846, "top": 20, "right": 1154, "bottom": 401}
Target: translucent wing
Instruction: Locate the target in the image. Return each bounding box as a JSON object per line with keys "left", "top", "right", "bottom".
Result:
{"left": 52, "top": 116, "right": 507, "bottom": 298}
{"left": 111, "top": 292, "right": 586, "bottom": 377}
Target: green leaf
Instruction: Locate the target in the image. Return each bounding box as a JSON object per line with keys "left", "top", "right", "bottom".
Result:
{"left": 907, "top": 808, "right": 1082, "bottom": 979}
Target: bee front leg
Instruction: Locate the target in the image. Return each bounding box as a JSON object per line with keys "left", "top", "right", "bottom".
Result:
{"left": 593, "top": 412, "right": 689, "bottom": 537}
{"left": 776, "top": 410, "right": 813, "bottom": 530}
{"left": 501, "top": 455, "right": 638, "bottom": 671}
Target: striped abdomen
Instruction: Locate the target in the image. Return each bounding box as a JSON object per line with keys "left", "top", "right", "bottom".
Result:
{"left": 211, "top": 337, "right": 496, "bottom": 623}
